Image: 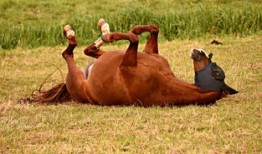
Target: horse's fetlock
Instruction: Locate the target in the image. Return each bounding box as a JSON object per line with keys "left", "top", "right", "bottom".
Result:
{"left": 69, "top": 43, "right": 77, "bottom": 48}
{"left": 62, "top": 52, "right": 68, "bottom": 59}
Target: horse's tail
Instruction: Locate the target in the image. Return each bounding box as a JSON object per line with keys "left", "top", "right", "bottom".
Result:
{"left": 23, "top": 82, "right": 71, "bottom": 104}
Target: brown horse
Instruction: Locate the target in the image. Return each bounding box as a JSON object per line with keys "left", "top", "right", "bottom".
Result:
{"left": 28, "top": 25, "right": 237, "bottom": 106}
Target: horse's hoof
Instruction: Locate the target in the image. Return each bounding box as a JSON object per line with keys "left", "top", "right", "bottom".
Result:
{"left": 63, "top": 25, "right": 75, "bottom": 38}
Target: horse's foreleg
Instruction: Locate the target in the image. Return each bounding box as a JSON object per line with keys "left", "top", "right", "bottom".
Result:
{"left": 105, "top": 32, "right": 139, "bottom": 67}
{"left": 129, "top": 25, "right": 159, "bottom": 54}
{"left": 83, "top": 31, "right": 136, "bottom": 59}
{"left": 121, "top": 33, "right": 139, "bottom": 66}
{"left": 102, "top": 32, "right": 137, "bottom": 43}
{"left": 91, "top": 32, "right": 139, "bottom": 67}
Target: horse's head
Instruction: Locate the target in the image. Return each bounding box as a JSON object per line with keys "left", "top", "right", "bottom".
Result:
{"left": 190, "top": 48, "right": 238, "bottom": 95}
{"left": 190, "top": 48, "right": 213, "bottom": 72}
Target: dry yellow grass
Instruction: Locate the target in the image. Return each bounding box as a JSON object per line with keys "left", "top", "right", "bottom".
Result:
{"left": 0, "top": 35, "right": 261, "bottom": 153}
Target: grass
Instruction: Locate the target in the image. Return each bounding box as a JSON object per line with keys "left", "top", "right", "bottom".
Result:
{"left": 0, "top": 0, "right": 261, "bottom": 153}
{"left": 0, "top": 34, "right": 261, "bottom": 153}
{"left": 0, "top": 0, "right": 262, "bottom": 49}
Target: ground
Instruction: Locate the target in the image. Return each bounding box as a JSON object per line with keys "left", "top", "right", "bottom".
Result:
{"left": 0, "top": 35, "right": 261, "bottom": 153}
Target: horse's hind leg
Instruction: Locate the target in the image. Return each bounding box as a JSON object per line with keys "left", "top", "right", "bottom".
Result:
{"left": 63, "top": 25, "right": 77, "bottom": 56}
{"left": 129, "top": 25, "right": 159, "bottom": 54}
{"left": 84, "top": 43, "right": 105, "bottom": 59}
{"left": 62, "top": 25, "right": 89, "bottom": 101}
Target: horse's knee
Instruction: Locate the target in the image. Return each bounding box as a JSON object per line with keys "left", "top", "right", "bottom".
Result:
{"left": 149, "top": 25, "right": 159, "bottom": 34}
{"left": 129, "top": 26, "right": 142, "bottom": 35}
{"left": 129, "top": 25, "right": 159, "bottom": 35}
{"left": 129, "top": 33, "right": 139, "bottom": 44}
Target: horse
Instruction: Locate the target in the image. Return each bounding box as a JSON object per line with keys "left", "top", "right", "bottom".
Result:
{"left": 28, "top": 25, "right": 237, "bottom": 106}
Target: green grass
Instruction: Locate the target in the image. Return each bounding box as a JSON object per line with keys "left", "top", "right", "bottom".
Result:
{"left": 0, "top": 0, "right": 262, "bottom": 49}
{"left": 0, "top": 34, "right": 261, "bottom": 153}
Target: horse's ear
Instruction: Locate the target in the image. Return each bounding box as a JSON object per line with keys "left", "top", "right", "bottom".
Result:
{"left": 208, "top": 53, "right": 213, "bottom": 59}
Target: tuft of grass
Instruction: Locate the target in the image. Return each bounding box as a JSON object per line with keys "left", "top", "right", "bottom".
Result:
{"left": 0, "top": 35, "right": 261, "bottom": 153}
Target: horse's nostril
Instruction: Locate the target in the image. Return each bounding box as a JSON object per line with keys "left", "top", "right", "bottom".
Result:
{"left": 196, "top": 55, "right": 201, "bottom": 61}
{"left": 191, "top": 53, "right": 201, "bottom": 61}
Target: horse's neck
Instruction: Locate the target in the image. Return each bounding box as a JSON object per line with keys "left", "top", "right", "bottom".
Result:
{"left": 167, "top": 78, "right": 221, "bottom": 105}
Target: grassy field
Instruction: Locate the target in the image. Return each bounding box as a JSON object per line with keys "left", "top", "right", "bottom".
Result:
{"left": 0, "top": 0, "right": 262, "bottom": 153}
{"left": 0, "top": 35, "right": 261, "bottom": 153}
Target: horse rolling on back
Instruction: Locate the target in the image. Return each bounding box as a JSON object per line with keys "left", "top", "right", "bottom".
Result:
{"left": 28, "top": 25, "right": 238, "bottom": 106}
